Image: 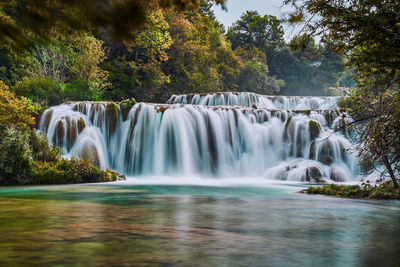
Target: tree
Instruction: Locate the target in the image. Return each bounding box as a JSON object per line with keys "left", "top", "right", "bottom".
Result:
{"left": 0, "top": 0, "right": 225, "bottom": 49}
{"left": 0, "top": 81, "right": 38, "bottom": 128}
{"left": 285, "top": 0, "right": 400, "bottom": 186}
{"left": 226, "top": 11, "right": 284, "bottom": 51}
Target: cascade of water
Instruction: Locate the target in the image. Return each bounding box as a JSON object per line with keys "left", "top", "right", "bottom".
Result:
{"left": 38, "top": 93, "right": 358, "bottom": 182}
{"left": 167, "top": 92, "right": 340, "bottom": 110}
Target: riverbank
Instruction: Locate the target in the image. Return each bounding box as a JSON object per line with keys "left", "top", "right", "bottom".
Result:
{"left": 299, "top": 181, "right": 400, "bottom": 200}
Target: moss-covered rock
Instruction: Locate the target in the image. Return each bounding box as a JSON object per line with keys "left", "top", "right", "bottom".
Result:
{"left": 119, "top": 99, "right": 137, "bottom": 121}
{"left": 309, "top": 120, "right": 321, "bottom": 140}
{"left": 78, "top": 117, "right": 86, "bottom": 133}
{"left": 106, "top": 103, "right": 118, "bottom": 134}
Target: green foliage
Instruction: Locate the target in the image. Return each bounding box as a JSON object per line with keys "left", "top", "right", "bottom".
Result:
{"left": 12, "top": 78, "right": 64, "bottom": 105}
{"left": 0, "top": 84, "right": 124, "bottom": 185}
{"left": 30, "top": 158, "right": 123, "bottom": 185}
{"left": 0, "top": 127, "right": 32, "bottom": 184}
{"left": 300, "top": 181, "right": 400, "bottom": 200}
{"left": 227, "top": 10, "right": 345, "bottom": 96}
{"left": 0, "top": 0, "right": 225, "bottom": 49}
{"left": 0, "top": 80, "right": 39, "bottom": 128}
{"left": 63, "top": 79, "right": 103, "bottom": 101}
{"left": 0, "top": 125, "right": 125, "bottom": 185}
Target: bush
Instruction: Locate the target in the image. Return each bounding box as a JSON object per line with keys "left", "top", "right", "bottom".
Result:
{"left": 30, "top": 158, "right": 124, "bottom": 184}
{"left": 0, "top": 127, "right": 32, "bottom": 184}
{"left": 300, "top": 181, "right": 400, "bottom": 199}
{"left": 12, "top": 78, "right": 64, "bottom": 106}
{"left": 64, "top": 79, "right": 103, "bottom": 101}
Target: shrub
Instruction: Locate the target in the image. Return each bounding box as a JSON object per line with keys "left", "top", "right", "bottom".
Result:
{"left": 64, "top": 79, "right": 103, "bottom": 101}
{"left": 12, "top": 78, "right": 64, "bottom": 106}
{"left": 0, "top": 127, "right": 32, "bottom": 184}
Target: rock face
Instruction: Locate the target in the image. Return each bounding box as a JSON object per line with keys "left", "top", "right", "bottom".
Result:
{"left": 317, "top": 140, "right": 334, "bottom": 165}
{"left": 55, "top": 120, "right": 65, "bottom": 147}
{"left": 319, "top": 154, "right": 334, "bottom": 165}
{"left": 42, "top": 109, "right": 54, "bottom": 132}
{"left": 309, "top": 120, "right": 321, "bottom": 140}
{"left": 90, "top": 104, "right": 104, "bottom": 128}
{"left": 305, "top": 166, "right": 324, "bottom": 183}
{"left": 120, "top": 99, "right": 137, "bottom": 121}
{"left": 106, "top": 103, "right": 118, "bottom": 135}
{"left": 80, "top": 141, "right": 100, "bottom": 167}
{"left": 78, "top": 117, "right": 86, "bottom": 133}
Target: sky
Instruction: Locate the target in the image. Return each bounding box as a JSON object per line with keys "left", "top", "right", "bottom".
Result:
{"left": 212, "top": 0, "right": 297, "bottom": 40}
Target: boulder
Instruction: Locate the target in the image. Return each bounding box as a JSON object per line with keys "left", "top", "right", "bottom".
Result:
{"left": 329, "top": 167, "right": 346, "bottom": 182}
{"left": 42, "top": 109, "right": 53, "bottom": 132}
{"left": 106, "top": 103, "right": 118, "bottom": 134}
{"left": 309, "top": 120, "right": 321, "bottom": 140}
{"left": 305, "top": 166, "right": 324, "bottom": 183}
{"left": 78, "top": 117, "right": 86, "bottom": 133}
{"left": 80, "top": 141, "right": 100, "bottom": 167}
{"left": 55, "top": 120, "right": 64, "bottom": 147}
{"left": 319, "top": 154, "right": 334, "bottom": 165}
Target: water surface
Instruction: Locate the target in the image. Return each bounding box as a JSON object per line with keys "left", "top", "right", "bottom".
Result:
{"left": 0, "top": 181, "right": 399, "bottom": 266}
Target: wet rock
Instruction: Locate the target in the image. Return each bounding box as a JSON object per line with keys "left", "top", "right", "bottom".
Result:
{"left": 284, "top": 116, "right": 293, "bottom": 141}
{"left": 90, "top": 103, "right": 104, "bottom": 128}
{"left": 80, "top": 141, "right": 100, "bottom": 167}
{"left": 330, "top": 167, "right": 346, "bottom": 182}
{"left": 106, "top": 103, "right": 118, "bottom": 134}
{"left": 42, "top": 109, "right": 53, "bottom": 132}
{"left": 309, "top": 141, "right": 316, "bottom": 159}
{"left": 156, "top": 106, "right": 168, "bottom": 113}
{"left": 305, "top": 166, "right": 324, "bottom": 183}
{"left": 252, "top": 104, "right": 258, "bottom": 109}
{"left": 120, "top": 99, "right": 137, "bottom": 121}
{"left": 309, "top": 120, "right": 321, "bottom": 140}
{"left": 319, "top": 154, "right": 334, "bottom": 165}
{"left": 78, "top": 117, "right": 86, "bottom": 133}
{"left": 68, "top": 118, "right": 77, "bottom": 150}
{"left": 55, "top": 120, "right": 64, "bottom": 147}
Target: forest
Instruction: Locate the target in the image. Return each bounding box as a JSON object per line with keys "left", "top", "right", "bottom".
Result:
{"left": 0, "top": 0, "right": 351, "bottom": 106}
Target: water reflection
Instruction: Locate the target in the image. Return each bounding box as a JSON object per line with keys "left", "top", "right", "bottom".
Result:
{"left": 0, "top": 185, "right": 399, "bottom": 266}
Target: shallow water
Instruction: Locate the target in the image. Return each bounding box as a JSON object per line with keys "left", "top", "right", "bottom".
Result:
{"left": 1, "top": 180, "right": 399, "bottom": 266}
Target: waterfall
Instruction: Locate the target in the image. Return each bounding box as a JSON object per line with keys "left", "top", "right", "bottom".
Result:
{"left": 167, "top": 92, "right": 340, "bottom": 110}
{"left": 38, "top": 93, "right": 359, "bottom": 182}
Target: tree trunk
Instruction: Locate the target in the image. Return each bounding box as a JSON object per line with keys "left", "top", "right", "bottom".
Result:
{"left": 382, "top": 156, "right": 399, "bottom": 188}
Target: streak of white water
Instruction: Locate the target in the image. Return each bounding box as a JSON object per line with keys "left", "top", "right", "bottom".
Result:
{"left": 167, "top": 92, "right": 340, "bottom": 110}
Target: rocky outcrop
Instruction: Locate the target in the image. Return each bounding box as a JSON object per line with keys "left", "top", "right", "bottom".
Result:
{"left": 80, "top": 141, "right": 100, "bottom": 167}
{"left": 106, "top": 103, "right": 118, "bottom": 135}
{"left": 305, "top": 166, "right": 324, "bottom": 183}
{"left": 309, "top": 120, "right": 321, "bottom": 140}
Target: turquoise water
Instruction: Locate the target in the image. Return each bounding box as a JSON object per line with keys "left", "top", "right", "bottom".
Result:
{"left": 0, "top": 181, "right": 399, "bottom": 266}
